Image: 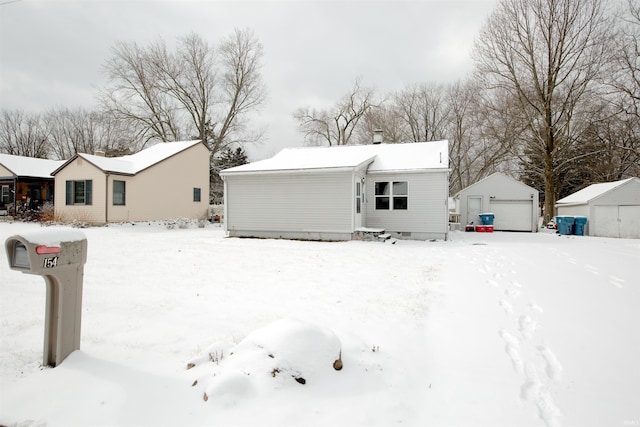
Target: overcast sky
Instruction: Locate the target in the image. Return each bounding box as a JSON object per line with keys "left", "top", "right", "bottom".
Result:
{"left": 0, "top": 0, "right": 498, "bottom": 160}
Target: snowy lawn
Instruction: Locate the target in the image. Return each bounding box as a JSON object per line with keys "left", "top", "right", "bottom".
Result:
{"left": 1, "top": 222, "right": 638, "bottom": 427}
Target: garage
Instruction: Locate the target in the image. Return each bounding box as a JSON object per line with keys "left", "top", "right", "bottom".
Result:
{"left": 489, "top": 200, "right": 534, "bottom": 232}
{"left": 592, "top": 205, "right": 640, "bottom": 238}
{"left": 454, "top": 172, "right": 539, "bottom": 232}
{"left": 556, "top": 178, "right": 640, "bottom": 238}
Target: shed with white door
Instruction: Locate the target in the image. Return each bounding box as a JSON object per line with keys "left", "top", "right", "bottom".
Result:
{"left": 556, "top": 177, "right": 640, "bottom": 238}
{"left": 454, "top": 172, "right": 539, "bottom": 232}
{"left": 220, "top": 141, "right": 450, "bottom": 241}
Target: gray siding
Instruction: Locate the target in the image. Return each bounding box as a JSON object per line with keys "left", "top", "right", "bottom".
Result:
{"left": 225, "top": 171, "right": 353, "bottom": 237}
{"left": 365, "top": 171, "right": 448, "bottom": 238}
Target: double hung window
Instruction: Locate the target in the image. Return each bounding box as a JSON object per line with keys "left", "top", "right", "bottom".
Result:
{"left": 374, "top": 181, "right": 408, "bottom": 210}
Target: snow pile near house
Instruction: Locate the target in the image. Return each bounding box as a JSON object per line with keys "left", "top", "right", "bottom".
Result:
{"left": 188, "top": 319, "right": 343, "bottom": 402}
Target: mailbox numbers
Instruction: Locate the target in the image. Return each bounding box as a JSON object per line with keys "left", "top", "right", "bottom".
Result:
{"left": 43, "top": 257, "right": 58, "bottom": 269}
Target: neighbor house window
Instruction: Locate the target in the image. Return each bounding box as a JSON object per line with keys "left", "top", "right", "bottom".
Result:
{"left": 65, "top": 180, "right": 92, "bottom": 205}
{"left": 375, "top": 181, "right": 408, "bottom": 210}
{"left": 1, "top": 185, "right": 9, "bottom": 204}
{"left": 113, "top": 180, "right": 126, "bottom": 206}
{"left": 193, "top": 187, "right": 201, "bottom": 202}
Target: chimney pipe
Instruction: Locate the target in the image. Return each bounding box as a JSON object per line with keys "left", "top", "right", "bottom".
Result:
{"left": 373, "top": 129, "right": 383, "bottom": 144}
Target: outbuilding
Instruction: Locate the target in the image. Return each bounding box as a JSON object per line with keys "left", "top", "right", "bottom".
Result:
{"left": 454, "top": 172, "right": 539, "bottom": 232}
{"left": 220, "top": 141, "right": 450, "bottom": 241}
{"left": 51, "top": 140, "right": 210, "bottom": 224}
{"left": 555, "top": 177, "right": 640, "bottom": 238}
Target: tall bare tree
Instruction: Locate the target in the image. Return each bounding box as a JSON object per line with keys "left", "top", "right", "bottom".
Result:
{"left": 294, "top": 78, "right": 377, "bottom": 146}
{"left": 100, "top": 29, "right": 265, "bottom": 156}
{"left": 473, "top": 0, "right": 613, "bottom": 222}
{"left": 394, "top": 83, "right": 449, "bottom": 142}
{"left": 0, "top": 110, "right": 49, "bottom": 158}
{"left": 100, "top": 39, "right": 180, "bottom": 145}
{"left": 45, "top": 107, "right": 136, "bottom": 160}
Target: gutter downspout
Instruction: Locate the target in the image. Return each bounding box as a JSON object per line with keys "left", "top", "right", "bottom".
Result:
{"left": 105, "top": 174, "right": 109, "bottom": 224}
{"left": 12, "top": 177, "right": 17, "bottom": 216}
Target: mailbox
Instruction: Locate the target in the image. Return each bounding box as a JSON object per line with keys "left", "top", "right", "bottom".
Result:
{"left": 5, "top": 229, "right": 88, "bottom": 367}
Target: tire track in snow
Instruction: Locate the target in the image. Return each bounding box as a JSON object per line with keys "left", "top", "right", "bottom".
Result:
{"left": 475, "top": 246, "right": 563, "bottom": 427}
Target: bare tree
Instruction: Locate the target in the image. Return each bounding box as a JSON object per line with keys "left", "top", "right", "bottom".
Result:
{"left": 45, "top": 107, "right": 136, "bottom": 160}
{"left": 99, "top": 29, "right": 265, "bottom": 156}
{"left": 0, "top": 110, "right": 49, "bottom": 158}
{"left": 445, "top": 79, "right": 514, "bottom": 194}
{"left": 100, "top": 40, "right": 181, "bottom": 145}
{"left": 610, "top": 0, "right": 640, "bottom": 119}
{"left": 208, "top": 28, "right": 266, "bottom": 154}
{"left": 355, "top": 103, "right": 409, "bottom": 144}
{"left": 473, "top": 0, "right": 613, "bottom": 222}
{"left": 394, "top": 83, "right": 449, "bottom": 142}
{"left": 294, "top": 78, "right": 377, "bottom": 146}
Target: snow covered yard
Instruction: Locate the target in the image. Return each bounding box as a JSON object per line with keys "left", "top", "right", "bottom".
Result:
{"left": 1, "top": 222, "right": 638, "bottom": 427}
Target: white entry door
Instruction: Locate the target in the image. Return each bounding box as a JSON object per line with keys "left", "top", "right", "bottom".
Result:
{"left": 467, "top": 196, "right": 482, "bottom": 225}
{"left": 355, "top": 179, "right": 363, "bottom": 229}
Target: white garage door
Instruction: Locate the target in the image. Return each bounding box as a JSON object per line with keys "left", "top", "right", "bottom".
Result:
{"left": 489, "top": 200, "right": 534, "bottom": 232}
{"left": 593, "top": 205, "right": 640, "bottom": 238}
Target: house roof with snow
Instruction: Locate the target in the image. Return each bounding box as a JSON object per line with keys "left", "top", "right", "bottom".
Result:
{"left": 51, "top": 140, "right": 204, "bottom": 176}
{"left": 556, "top": 177, "right": 639, "bottom": 205}
{"left": 0, "top": 153, "right": 65, "bottom": 179}
{"left": 221, "top": 141, "right": 449, "bottom": 175}
{"left": 453, "top": 172, "right": 537, "bottom": 198}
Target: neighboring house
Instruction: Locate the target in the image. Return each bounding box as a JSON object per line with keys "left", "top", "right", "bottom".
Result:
{"left": 51, "top": 140, "right": 210, "bottom": 224}
{"left": 0, "top": 154, "right": 64, "bottom": 216}
{"left": 454, "top": 172, "right": 540, "bottom": 232}
{"left": 556, "top": 177, "right": 640, "bottom": 238}
{"left": 220, "top": 141, "right": 450, "bottom": 241}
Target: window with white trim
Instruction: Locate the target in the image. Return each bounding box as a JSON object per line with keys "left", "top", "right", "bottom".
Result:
{"left": 374, "top": 181, "right": 408, "bottom": 210}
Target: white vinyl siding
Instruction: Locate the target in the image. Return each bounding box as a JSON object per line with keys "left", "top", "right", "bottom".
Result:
{"left": 366, "top": 171, "right": 448, "bottom": 235}
{"left": 225, "top": 172, "right": 353, "bottom": 235}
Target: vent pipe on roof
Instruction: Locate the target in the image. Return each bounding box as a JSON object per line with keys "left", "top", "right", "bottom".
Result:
{"left": 373, "top": 129, "right": 383, "bottom": 145}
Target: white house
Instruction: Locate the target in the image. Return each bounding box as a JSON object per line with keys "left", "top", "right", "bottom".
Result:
{"left": 556, "top": 177, "right": 640, "bottom": 238}
{"left": 220, "top": 141, "right": 450, "bottom": 241}
{"left": 454, "top": 172, "right": 539, "bottom": 232}
{"left": 51, "top": 140, "right": 210, "bottom": 224}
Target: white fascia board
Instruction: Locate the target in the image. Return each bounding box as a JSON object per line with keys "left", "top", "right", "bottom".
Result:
{"left": 221, "top": 165, "right": 360, "bottom": 176}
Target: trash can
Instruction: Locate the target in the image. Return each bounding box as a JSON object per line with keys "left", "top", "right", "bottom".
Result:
{"left": 479, "top": 213, "right": 495, "bottom": 225}
{"left": 555, "top": 216, "right": 575, "bottom": 235}
{"left": 574, "top": 216, "right": 588, "bottom": 236}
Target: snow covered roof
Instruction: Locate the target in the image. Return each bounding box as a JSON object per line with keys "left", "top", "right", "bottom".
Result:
{"left": 221, "top": 141, "right": 449, "bottom": 175}
{"left": 556, "top": 177, "right": 639, "bottom": 205}
{"left": 453, "top": 172, "right": 537, "bottom": 198}
{"left": 0, "top": 153, "right": 64, "bottom": 179}
{"left": 52, "top": 140, "right": 203, "bottom": 176}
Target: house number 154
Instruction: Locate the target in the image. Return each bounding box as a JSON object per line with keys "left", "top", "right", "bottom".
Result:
{"left": 43, "top": 257, "right": 58, "bottom": 268}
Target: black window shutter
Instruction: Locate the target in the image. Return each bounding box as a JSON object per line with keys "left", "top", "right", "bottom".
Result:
{"left": 65, "top": 181, "right": 72, "bottom": 205}
{"left": 86, "top": 180, "right": 92, "bottom": 205}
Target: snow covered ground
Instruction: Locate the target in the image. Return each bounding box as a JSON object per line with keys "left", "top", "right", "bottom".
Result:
{"left": 1, "top": 221, "right": 638, "bottom": 427}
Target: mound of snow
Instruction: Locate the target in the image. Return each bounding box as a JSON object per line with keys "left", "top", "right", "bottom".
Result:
{"left": 189, "top": 319, "right": 343, "bottom": 402}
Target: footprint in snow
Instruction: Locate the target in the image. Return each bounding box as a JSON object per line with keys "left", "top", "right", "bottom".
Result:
{"left": 499, "top": 299, "right": 513, "bottom": 315}
{"left": 609, "top": 275, "right": 625, "bottom": 288}
{"left": 538, "top": 346, "right": 563, "bottom": 381}
{"left": 499, "top": 329, "right": 523, "bottom": 373}
{"left": 519, "top": 314, "right": 537, "bottom": 340}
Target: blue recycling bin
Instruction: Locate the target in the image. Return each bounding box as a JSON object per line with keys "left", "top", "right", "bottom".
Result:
{"left": 479, "top": 213, "right": 495, "bottom": 225}
{"left": 555, "top": 216, "right": 575, "bottom": 235}
{"left": 573, "top": 216, "right": 588, "bottom": 236}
